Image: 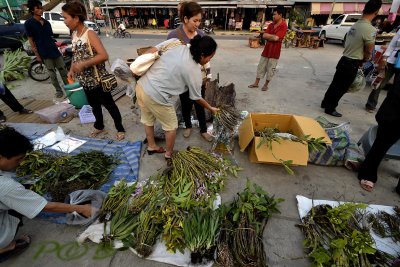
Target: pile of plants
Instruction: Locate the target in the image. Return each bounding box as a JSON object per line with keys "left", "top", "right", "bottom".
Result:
{"left": 216, "top": 179, "right": 283, "bottom": 267}
{"left": 212, "top": 105, "right": 242, "bottom": 153}
{"left": 17, "top": 151, "right": 118, "bottom": 201}
{"left": 0, "top": 49, "right": 31, "bottom": 82}
{"left": 367, "top": 207, "right": 400, "bottom": 243}
{"left": 99, "top": 146, "right": 242, "bottom": 261}
{"left": 298, "top": 203, "right": 395, "bottom": 267}
{"left": 256, "top": 127, "right": 327, "bottom": 174}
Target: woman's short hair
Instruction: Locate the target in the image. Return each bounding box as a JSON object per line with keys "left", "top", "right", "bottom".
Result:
{"left": 189, "top": 35, "right": 217, "bottom": 63}
{"left": 62, "top": 1, "right": 87, "bottom": 22}
{"left": 0, "top": 126, "right": 33, "bottom": 159}
{"left": 180, "top": 1, "right": 202, "bottom": 22}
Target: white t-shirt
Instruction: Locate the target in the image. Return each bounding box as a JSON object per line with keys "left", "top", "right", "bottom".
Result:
{"left": 138, "top": 38, "right": 202, "bottom": 105}
{"left": 0, "top": 171, "right": 47, "bottom": 249}
{"left": 118, "top": 24, "right": 126, "bottom": 30}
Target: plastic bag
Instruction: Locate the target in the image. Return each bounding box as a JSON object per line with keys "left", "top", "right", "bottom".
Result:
{"left": 65, "top": 189, "right": 107, "bottom": 225}
{"left": 111, "top": 58, "right": 134, "bottom": 82}
{"left": 348, "top": 69, "right": 366, "bottom": 93}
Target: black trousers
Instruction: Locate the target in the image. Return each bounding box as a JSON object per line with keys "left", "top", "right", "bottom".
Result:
{"left": 358, "top": 124, "right": 400, "bottom": 183}
{"left": 179, "top": 86, "right": 207, "bottom": 133}
{"left": 0, "top": 85, "right": 24, "bottom": 116}
{"left": 321, "top": 56, "right": 361, "bottom": 112}
{"left": 84, "top": 85, "right": 125, "bottom": 132}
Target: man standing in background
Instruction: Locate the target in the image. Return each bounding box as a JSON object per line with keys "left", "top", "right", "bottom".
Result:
{"left": 321, "top": 0, "right": 382, "bottom": 117}
{"left": 24, "top": 0, "right": 68, "bottom": 99}
{"left": 248, "top": 7, "right": 287, "bottom": 92}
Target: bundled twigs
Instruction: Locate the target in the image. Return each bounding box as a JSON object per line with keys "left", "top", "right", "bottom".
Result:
{"left": 101, "top": 205, "right": 137, "bottom": 249}
{"left": 298, "top": 203, "right": 394, "bottom": 267}
{"left": 216, "top": 179, "right": 283, "bottom": 267}
{"left": 367, "top": 207, "right": 400, "bottom": 243}
{"left": 214, "top": 105, "right": 242, "bottom": 132}
{"left": 100, "top": 179, "right": 136, "bottom": 220}
{"left": 256, "top": 127, "right": 327, "bottom": 174}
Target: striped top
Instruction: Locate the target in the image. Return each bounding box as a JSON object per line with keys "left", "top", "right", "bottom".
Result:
{"left": 0, "top": 171, "right": 47, "bottom": 248}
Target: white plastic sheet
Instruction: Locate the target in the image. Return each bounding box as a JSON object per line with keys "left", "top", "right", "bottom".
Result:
{"left": 296, "top": 195, "right": 400, "bottom": 257}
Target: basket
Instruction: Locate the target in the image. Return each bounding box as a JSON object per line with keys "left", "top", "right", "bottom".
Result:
{"left": 79, "top": 105, "right": 96, "bottom": 124}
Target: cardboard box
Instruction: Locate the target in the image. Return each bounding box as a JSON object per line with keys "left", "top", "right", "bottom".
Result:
{"left": 239, "top": 113, "right": 331, "bottom": 166}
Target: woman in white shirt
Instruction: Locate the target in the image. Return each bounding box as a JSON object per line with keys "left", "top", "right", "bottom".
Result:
{"left": 136, "top": 35, "right": 218, "bottom": 159}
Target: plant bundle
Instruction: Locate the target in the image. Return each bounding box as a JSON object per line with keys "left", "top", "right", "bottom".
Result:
{"left": 298, "top": 203, "right": 394, "bottom": 267}
{"left": 17, "top": 151, "right": 118, "bottom": 201}
{"left": 131, "top": 193, "right": 164, "bottom": 257}
{"left": 97, "top": 147, "right": 240, "bottom": 256}
{"left": 169, "top": 146, "right": 241, "bottom": 208}
{"left": 216, "top": 180, "right": 283, "bottom": 267}
{"left": 0, "top": 48, "right": 31, "bottom": 82}
{"left": 213, "top": 105, "right": 241, "bottom": 132}
{"left": 367, "top": 208, "right": 400, "bottom": 243}
{"left": 183, "top": 208, "right": 221, "bottom": 264}
{"left": 256, "top": 127, "right": 327, "bottom": 174}
{"left": 100, "top": 179, "right": 137, "bottom": 220}
{"left": 101, "top": 204, "right": 137, "bottom": 249}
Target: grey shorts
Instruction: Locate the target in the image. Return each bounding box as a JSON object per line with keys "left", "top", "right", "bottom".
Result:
{"left": 256, "top": 57, "right": 278, "bottom": 81}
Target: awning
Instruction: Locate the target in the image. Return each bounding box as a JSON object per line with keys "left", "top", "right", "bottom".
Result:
{"left": 311, "top": 2, "right": 392, "bottom": 15}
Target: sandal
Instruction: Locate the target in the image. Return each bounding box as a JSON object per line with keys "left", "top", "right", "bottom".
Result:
{"left": 0, "top": 235, "right": 31, "bottom": 263}
{"left": 261, "top": 86, "right": 269, "bottom": 91}
{"left": 147, "top": 146, "right": 166, "bottom": 155}
{"left": 360, "top": 179, "right": 374, "bottom": 192}
{"left": 19, "top": 108, "right": 33, "bottom": 114}
{"left": 89, "top": 129, "right": 105, "bottom": 138}
{"left": 116, "top": 132, "right": 125, "bottom": 141}
{"left": 248, "top": 84, "right": 259, "bottom": 88}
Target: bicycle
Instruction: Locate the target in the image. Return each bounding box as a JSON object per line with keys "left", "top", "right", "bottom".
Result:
{"left": 113, "top": 30, "right": 131, "bottom": 39}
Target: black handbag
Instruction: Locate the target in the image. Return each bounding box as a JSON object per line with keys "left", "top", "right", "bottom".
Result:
{"left": 87, "top": 34, "right": 117, "bottom": 92}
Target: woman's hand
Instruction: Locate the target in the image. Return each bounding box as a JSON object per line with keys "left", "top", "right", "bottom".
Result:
{"left": 72, "top": 62, "right": 86, "bottom": 73}
{"left": 210, "top": 106, "right": 219, "bottom": 114}
{"left": 67, "top": 70, "right": 74, "bottom": 81}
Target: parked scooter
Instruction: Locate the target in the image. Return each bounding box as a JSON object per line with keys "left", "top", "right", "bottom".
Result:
{"left": 203, "top": 19, "right": 215, "bottom": 35}
{"left": 25, "top": 40, "right": 73, "bottom": 82}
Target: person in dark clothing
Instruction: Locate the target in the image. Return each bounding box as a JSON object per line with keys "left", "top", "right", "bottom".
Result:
{"left": 25, "top": 0, "right": 68, "bottom": 98}
{"left": 0, "top": 83, "right": 33, "bottom": 123}
{"left": 321, "top": 0, "right": 382, "bottom": 117}
{"left": 358, "top": 70, "right": 400, "bottom": 192}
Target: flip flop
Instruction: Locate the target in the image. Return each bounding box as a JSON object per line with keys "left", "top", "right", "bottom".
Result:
{"left": 360, "top": 179, "right": 374, "bottom": 192}
{"left": 147, "top": 147, "right": 166, "bottom": 155}
{"left": 261, "top": 86, "right": 269, "bottom": 91}
{"left": 116, "top": 132, "right": 125, "bottom": 141}
{"left": 19, "top": 108, "right": 33, "bottom": 114}
{"left": 248, "top": 84, "right": 259, "bottom": 88}
{"left": 0, "top": 235, "right": 31, "bottom": 263}
{"left": 89, "top": 129, "right": 105, "bottom": 138}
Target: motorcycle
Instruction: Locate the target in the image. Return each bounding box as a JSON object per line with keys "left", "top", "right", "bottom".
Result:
{"left": 203, "top": 19, "right": 215, "bottom": 35}
{"left": 25, "top": 40, "right": 73, "bottom": 82}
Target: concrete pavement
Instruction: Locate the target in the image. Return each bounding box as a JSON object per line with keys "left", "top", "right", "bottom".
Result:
{"left": 3, "top": 36, "right": 400, "bottom": 267}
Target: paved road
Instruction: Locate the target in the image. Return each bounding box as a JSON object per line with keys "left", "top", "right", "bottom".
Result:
{"left": 3, "top": 36, "right": 400, "bottom": 267}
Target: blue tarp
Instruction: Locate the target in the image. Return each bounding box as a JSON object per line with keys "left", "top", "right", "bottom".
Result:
{"left": 33, "top": 134, "right": 142, "bottom": 224}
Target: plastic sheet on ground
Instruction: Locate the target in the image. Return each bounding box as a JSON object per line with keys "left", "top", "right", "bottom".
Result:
{"left": 296, "top": 195, "right": 400, "bottom": 257}
{"left": 77, "top": 194, "right": 221, "bottom": 266}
